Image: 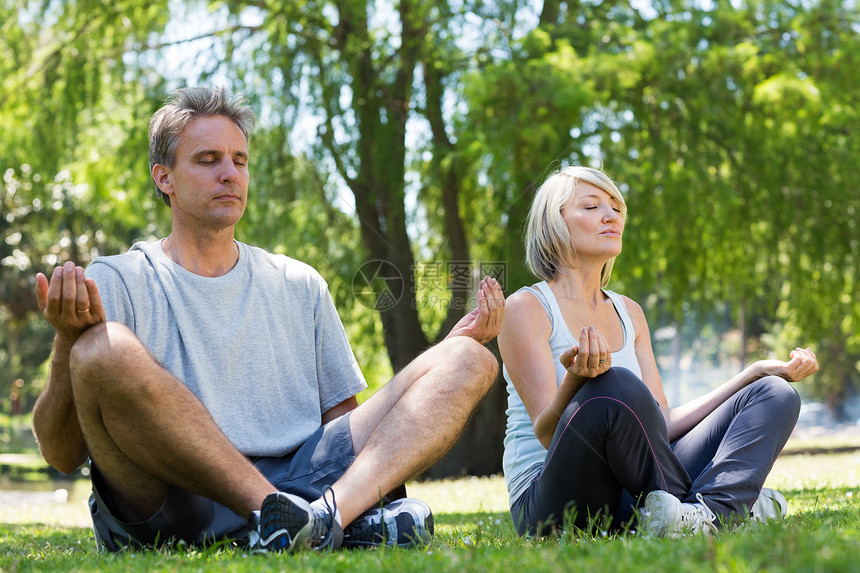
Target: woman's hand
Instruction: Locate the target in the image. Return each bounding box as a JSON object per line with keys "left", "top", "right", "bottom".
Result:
{"left": 756, "top": 347, "right": 819, "bottom": 383}
{"left": 559, "top": 325, "right": 612, "bottom": 379}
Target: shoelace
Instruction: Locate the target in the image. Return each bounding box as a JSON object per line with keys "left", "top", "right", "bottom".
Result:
{"left": 679, "top": 492, "right": 718, "bottom": 535}
{"left": 310, "top": 486, "right": 338, "bottom": 549}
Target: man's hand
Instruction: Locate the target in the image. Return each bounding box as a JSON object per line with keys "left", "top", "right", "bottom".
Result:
{"left": 445, "top": 277, "right": 505, "bottom": 344}
{"left": 35, "top": 261, "right": 105, "bottom": 341}
{"left": 756, "top": 347, "right": 819, "bottom": 383}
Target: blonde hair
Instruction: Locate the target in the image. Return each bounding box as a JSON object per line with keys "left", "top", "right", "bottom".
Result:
{"left": 525, "top": 166, "right": 627, "bottom": 286}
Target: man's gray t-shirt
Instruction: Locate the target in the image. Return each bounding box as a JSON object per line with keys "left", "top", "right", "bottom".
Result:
{"left": 85, "top": 240, "right": 367, "bottom": 458}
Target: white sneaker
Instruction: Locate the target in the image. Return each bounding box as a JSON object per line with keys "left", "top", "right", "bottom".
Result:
{"left": 750, "top": 488, "right": 787, "bottom": 523}
{"left": 640, "top": 490, "right": 718, "bottom": 538}
{"left": 342, "top": 498, "right": 434, "bottom": 548}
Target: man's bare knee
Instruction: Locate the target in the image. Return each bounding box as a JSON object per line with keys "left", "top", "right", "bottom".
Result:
{"left": 439, "top": 337, "right": 498, "bottom": 397}
{"left": 70, "top": 322, "right": 144, "bottom": 379}
{"left": 69, "top": 322, "right": 164, "bottom": 405}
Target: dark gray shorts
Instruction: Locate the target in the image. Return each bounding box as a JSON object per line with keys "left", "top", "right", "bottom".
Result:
{"left": 89, "top": 413, "right": 355, "bottom": 551}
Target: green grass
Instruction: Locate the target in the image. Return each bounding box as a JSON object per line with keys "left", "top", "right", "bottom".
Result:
{"left": 1, "top": 450, "right": 859, "bottom": 572}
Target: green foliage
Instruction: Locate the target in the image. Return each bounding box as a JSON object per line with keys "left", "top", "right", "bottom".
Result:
{"left": 0, "top": 0, "right": 171, "bottom": 177}
{"left": 458, "top": 29, "right": 597, "bottom": 291}
{"left": 0, "top": 1, "right": 173, "bottom": 417}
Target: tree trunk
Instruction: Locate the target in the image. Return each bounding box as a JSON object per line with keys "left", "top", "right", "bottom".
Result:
{"left": 423, "top": 58, "right": 471, "bottom": 339}
{"left": 334, "top": 0, "right": 430, "bottom": 371}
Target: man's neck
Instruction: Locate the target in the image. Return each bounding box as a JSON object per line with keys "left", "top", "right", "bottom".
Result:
{"left": 162, "top": 229, "right": 239, "bottom": 277}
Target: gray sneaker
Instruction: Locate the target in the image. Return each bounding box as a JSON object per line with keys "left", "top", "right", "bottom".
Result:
{"left": 249, "top": 488, "right": 343, "bottom": 552}
{"left": 342, "top": 498, "right": 434, "bottom": 548}
{"left": 639, "top": 490, "right": 718, "bottom": 538}
{"left": 750, "top": 487, "right": 788, "bottom": 523}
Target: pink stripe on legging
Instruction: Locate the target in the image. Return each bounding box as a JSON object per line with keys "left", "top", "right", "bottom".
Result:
{"left": 544, "top": 396, "right": 669, "bottom": 492}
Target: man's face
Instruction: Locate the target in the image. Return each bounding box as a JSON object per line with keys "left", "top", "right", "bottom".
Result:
{"left": 153, "top": 115, "right": 250, "bottom": 232}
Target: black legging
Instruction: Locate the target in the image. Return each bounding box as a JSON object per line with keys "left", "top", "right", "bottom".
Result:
{"left": 510, "top": 367, "right": 800, "bottom": 535}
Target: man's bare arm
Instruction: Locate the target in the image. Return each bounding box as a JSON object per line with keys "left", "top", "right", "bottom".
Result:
{"left": 32, "top": 262, "right": 105, "bottom": 473}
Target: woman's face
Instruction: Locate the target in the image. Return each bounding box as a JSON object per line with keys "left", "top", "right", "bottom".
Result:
{"left": 560, "top": 182, "right": 625, "bottom": 261}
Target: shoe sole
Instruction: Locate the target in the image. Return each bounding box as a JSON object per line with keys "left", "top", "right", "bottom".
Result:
{"left": 406, "top": 511, "right": 434, "bottom": 547}
{"left": 751, "top": 488, "right": 787, "bottom": 522}
{"left": 259, "top": 493, "right": 314, "bottom": 553}
{"left": 641, "top": 491, "right": 681, "bottom": 538}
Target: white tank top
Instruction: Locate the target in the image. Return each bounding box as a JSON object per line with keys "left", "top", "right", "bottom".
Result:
{"left": 502, "top": 282, "right": 642, "bottom": 506}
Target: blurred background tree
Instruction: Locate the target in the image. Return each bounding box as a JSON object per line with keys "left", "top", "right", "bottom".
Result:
{"left": 2, "top": 0, "right": 858, "bottom": 468}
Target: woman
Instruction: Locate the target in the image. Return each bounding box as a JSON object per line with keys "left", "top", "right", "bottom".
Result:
{"left": 499, "top": 166, "right": 818, "bottom": 537}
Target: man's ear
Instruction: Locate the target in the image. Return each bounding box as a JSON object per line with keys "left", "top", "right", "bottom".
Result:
{"left": 152, "top": 164, "right": 174, "bottom": 198}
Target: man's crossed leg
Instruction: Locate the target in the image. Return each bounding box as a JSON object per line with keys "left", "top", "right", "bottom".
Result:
{"left": 71, "top": 320, "right": 497, "bottom": 551}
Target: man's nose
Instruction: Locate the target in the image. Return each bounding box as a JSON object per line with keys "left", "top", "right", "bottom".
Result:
{"left": 221, "top": 159, "right": 239, "bottom": 181}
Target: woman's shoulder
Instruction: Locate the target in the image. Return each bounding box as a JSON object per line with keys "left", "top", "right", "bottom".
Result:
{"left": 506, "top": 284, "right": 552, "bottom": 314}
{"left": 622, "top": 295, "right": 644, "bottom": 317}
{"left": 606, "top": 290, "right": 648, "bottom": 329}
{"left": 502, "top": 285, "right": 552, "bottom": 331}
{"left": 507, "top": 284, "right": 542, "bottom": 303}
{"left": 604, "top": 289, "right": 640, "bottom": 310}
{"left": 601, "top": 288, "right": 641, "bottom": 314}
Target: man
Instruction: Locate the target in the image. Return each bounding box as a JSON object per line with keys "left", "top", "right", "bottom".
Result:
{"left": 32, "top": 86, "right": 503, "bottom": 553}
